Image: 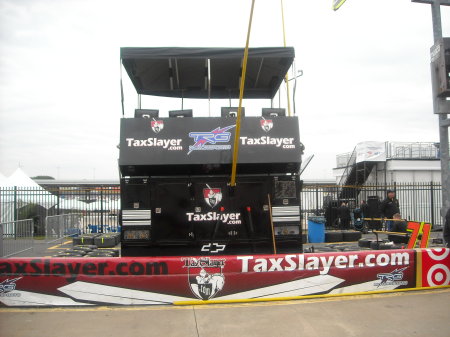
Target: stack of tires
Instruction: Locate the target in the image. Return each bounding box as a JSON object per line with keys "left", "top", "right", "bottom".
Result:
{"left": 324, "top": 230, "right": 362, "bottom": 243}
{"left": 358, "top": 238, "right": 407, "bottom": 250}
{"left": 52, "top": 245, "right": 120, "bottom": 257}
{"left": 73, "top": 234, "right": 100, "bottom": 246}
{"left": 72, "top": 233, "right": 120, "bottom": 248}
{"left": 94, "top": 233, "right": 121, "bottom": 248}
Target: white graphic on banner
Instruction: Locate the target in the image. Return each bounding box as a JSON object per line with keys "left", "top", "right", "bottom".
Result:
{"left": 355, "top": 141, "right": 386, "bottom": 163}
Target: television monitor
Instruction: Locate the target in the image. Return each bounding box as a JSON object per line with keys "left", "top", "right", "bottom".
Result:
{"left": 262, "top": 108, "right": 286, "bottom": 117}
{"left": 221, "top": 107, "right": 245, "bottom": 117}
{"left": 168, "top": 109, "right": 193, "bottom": 118}
{"left": 135, "top": 109, "right": 159, "bottom": 118}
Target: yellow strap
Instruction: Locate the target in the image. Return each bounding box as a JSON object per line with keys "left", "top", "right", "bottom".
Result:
{"left": 230, "top": 0, "right": 256, "bottom": 187}
{"left": 281, "top": 0, "right": 292, "bottom": 116}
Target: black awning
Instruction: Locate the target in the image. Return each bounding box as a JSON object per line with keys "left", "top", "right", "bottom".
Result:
{"left": 120, "top": 47, "right": 295, "bottom": 99}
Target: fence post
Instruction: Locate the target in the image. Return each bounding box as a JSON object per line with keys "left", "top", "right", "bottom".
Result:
{"left": 0, "top": 223, "right": 3, "bottom": 257}
{"left": 100, "top": 188, "right": 104, "bottom": 233}
{"left": 315, "top": 185, "right": 319, "bottom": 215}
{"left": 13, "top": 186, "right": 17, "bottom": 222}
{"left": 430, "top": 181, "right": 435, "bottom": 227}
{"left": 56, "top": 186, "right": 60, "bottom": 216}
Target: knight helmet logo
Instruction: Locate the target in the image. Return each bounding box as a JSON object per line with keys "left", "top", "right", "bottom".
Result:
{"left": 260, "top": 118, "right": 273, "bottom": 132}
{"left": 151, "top": 119, "right": 164, "bottom": 134}
{"left": 203, "top": 184, "right": 222, "bottom": 208}
{"left": 183, "top": 257, "right": 225, "bottom": 301}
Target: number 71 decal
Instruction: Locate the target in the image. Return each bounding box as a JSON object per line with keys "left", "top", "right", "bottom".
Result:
{"left": 406, "top": 221, "right": 432, "bottom": 249}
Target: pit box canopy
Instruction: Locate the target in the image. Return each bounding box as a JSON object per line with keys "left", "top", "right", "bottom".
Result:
{"left": 121, "top": 47, "right": 295, "bottom": 99}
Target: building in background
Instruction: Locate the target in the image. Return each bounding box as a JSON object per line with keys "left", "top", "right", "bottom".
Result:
{"left": 333, "top": 141, "right": 442, "bottom": 186}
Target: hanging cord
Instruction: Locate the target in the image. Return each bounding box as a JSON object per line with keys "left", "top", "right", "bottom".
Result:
{"left": 281, "top": 0, "right": 292, "bottom": 116}
{"left": 120, "top": 59, "right": 125, "bottom": 117}
{"left": 230, "top": 0, "right": 256, "bottom": 187}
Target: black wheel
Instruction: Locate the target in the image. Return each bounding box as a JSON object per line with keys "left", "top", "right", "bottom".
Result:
{"left": 370, "top": 240, "right": 383, "bottom": 250}
{"left": 74, "top": 245, "right": 98, "bottom": 250}
{"left": 342, "top": 231, "right": 362, "bottom": 242}
{"left": 325, "top": 231, "right": 344, "bottom": 243}
{"left": 358, "top": 238, "right": 372, "bottom": 248}
{"left": 98, "top": 249, "right": 120, "bottom": 257}
{"left": 370, "top": 241, "right": 394, "bottom": 250}
{"left": 94, "top": 236, "right": 117, "bottom": 248}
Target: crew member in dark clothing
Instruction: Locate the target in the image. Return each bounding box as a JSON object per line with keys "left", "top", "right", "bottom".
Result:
{"left": 338, "top": 202, "right": 351, "bottom": 230}
{"left": 380, "top": 190, "right": 400, "bottom": 231}
{"left": 360, "top": 200, "right": 369, "bottom": 219}
{"left": 391, "top": 213, "right": 407, "bottom": 232}
{"left": 444, "top": 207, "right": 450, "bottom": 248}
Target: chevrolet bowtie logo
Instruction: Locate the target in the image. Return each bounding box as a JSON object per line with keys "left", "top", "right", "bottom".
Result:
{"left": 201, "top": 243, "right": 226, "bottom": 253}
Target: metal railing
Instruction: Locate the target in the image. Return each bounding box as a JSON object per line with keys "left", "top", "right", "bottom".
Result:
{"left": 0, "top": 219, "right": 34, "bottom": 257}
{"left": 337, "top": 147, "right": 357, "bottom": 186}
{"left": 386, "top": 142, "right": 441, "bottom": 159}
{"left": 45, "top": 213, "right": 83, "bottom": 244}
{"left": 301, "top": 182, "right": 443, "bottom": 230}
{"left": 0, "top": 185, "right": 121, "bottom": 234}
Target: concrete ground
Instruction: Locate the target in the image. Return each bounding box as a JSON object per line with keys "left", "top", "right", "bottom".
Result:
{"left": 0, "top": 288, "right": 449, "bottom": 337}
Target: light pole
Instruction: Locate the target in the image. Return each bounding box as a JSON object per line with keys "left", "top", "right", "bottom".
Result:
{"left": 412, "top": 0, "right": 450, "bottom": 219}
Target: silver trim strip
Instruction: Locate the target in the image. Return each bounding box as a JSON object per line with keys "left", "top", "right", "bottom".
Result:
{"left": 272, "top": 206, "right": 300, "bottom": 217}
{"left": 272, "top": 216, "right": 301, "bottom": 223}
{"left": 122, "top": 220, "right": 151, "bottom": 226}
{"left": 122, "top": 210, "right": 151, "bottom": 220}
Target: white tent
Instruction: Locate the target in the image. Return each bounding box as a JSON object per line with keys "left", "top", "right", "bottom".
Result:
{"left": 58, "top": 199, "right": 88, "bottom": 210}
{"left": 0, "top": 168, "right": 58, "bottom": 223}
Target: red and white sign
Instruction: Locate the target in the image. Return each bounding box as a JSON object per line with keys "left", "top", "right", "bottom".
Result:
{"left": 421, "top": 248, "right": 450, "bottom": 287}
{"left": 0, "top": 250, "right": 416, "bottom": 306}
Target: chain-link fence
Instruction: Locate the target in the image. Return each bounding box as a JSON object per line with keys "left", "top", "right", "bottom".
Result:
{"left": 0, "top": 219, "right": 34, "bottom": 257}
{"left": 45, "top": 213, "right": 83, "bottom": 244}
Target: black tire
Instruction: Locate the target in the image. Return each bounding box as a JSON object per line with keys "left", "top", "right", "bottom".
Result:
{"left": 53, "top": 253, "right": 84, "bottom": 257}
{"left": 370, "top": 241, "right": 394, "bottom": 250}
{"left": 314, "top": 247, "right": 337, "bottom": 253}
{"left": 73, "top": 236, "right": 95, "bottom": 245}
{"left": 325, "top": 231, "right": 344, "bottom": 243}
{"left": 62, "top": 249, "right": 87, "bottom": 255}
{"left": 87, "top": 253, "right": 115, "bottom": 258}
{"left": 370, "top": 240, "right": 383, "bottom": 250}
{"left": 74, "top": 245, "right": 98, "bottom": 250}
{"left": 94, "top": 236, "right": 117, "bottom": 248}
{"left": 72, "top": 247, "right": 93, "bottom": 253}
{"left": 342, "top": 231, "right": 362, "bottom": 242}
{"left": 342, "top": 246, "right": 360, "bottom": 252}
{"left": 388, "top": 234, "right": 409, "bottom": 244}
{"left": 98, "top": 249, "right": 119, "bottom": 257}
{"left": 358, "top": 238, "right": 372, "bottom": 248}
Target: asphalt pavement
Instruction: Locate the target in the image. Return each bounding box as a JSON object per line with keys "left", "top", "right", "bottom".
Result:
{"left": 1, "top": 288, "right": 449, "bottom": 337}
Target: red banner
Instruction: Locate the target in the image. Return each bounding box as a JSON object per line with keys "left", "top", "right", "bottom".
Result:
{"left": 0, "top": 250, "right": 417, "bottom": 306}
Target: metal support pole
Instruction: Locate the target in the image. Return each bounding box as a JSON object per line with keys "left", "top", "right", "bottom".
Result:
{"left": 430, "top": 181, "right": 435, "bottom": 226}
{"left": 413, "top": 0, "right": 450, "bottom": 217}
{"left": 430, "top": 2, "right": 450, "bottom": 214}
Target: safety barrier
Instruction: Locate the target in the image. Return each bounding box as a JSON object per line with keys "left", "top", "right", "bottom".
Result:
{"left": 45, "top": 213, "right": 83, "bottom": 244}
{"left": 0, "top": 248, "right": 448, "bottom": 306}
{"left": 0, "top": 219, "right": 34, "bottom": 258}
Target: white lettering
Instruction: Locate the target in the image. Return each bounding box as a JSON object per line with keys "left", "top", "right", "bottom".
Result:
{"left": 238, "top": 256, "right": 253, "bottom": 273}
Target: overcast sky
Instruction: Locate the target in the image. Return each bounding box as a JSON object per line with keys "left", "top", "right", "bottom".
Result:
{"left": 0, "top": 0, "right": 449, "bottom": 181}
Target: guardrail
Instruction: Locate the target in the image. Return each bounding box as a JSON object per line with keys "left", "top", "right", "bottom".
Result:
{"left": 0, "top": 219, "right": 34, "bottom": 257}
{"left": 45, "top": 213, "right": 83, "bottom": 244}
